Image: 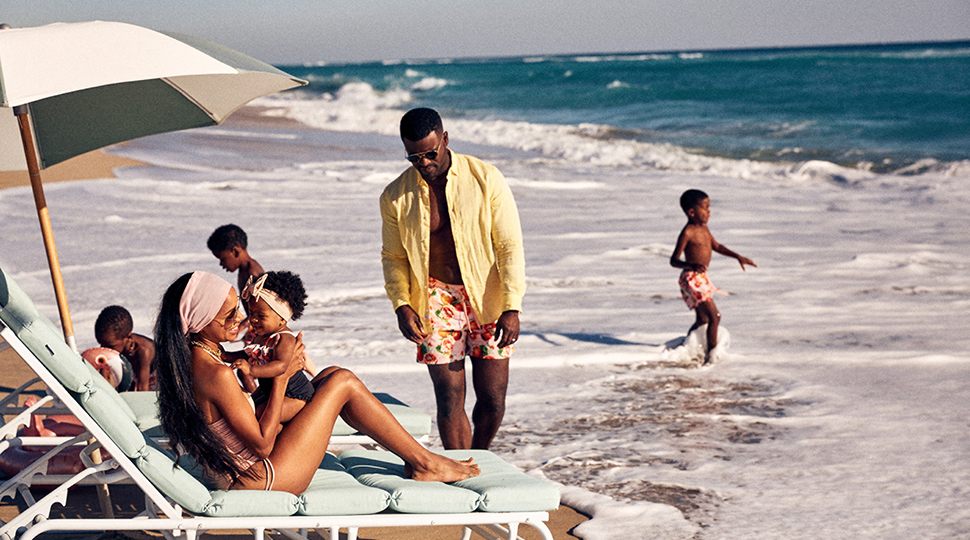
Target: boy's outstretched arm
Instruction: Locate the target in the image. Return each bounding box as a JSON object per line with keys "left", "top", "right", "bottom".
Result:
{"left": 711, "top": 238, "right": 757, "bottom": 271}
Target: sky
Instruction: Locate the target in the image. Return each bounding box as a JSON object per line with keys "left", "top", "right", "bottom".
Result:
{"left": 5, "top": 0, "right": 970, "bottom": 65}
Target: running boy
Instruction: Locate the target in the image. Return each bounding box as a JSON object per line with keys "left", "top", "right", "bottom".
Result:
{"left": 95, "top": 305, "right": 157, "bottom": 391}
{"left": 670, "top": 189, "right": 756, "bottom": 363}
{"left": 207, "top": 224, "right": 264, "bottom": 292}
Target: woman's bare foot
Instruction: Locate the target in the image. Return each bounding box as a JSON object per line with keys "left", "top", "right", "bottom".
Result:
{"left": 408, "top": 455, "right": 480, "bottom": 482}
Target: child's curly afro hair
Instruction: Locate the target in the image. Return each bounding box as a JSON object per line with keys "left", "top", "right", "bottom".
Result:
{"left": 259, "top": 270, "right": 307, "bottom": 321}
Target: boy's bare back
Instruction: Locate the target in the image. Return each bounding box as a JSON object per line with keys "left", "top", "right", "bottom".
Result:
{"left": 237, "top": 259, "right": 264, "bottom": 292}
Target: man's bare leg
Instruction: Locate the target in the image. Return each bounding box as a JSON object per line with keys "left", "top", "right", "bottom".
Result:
{"left": 469, "top": 357, "right": 508, "bottom": 449}
{"left": 428, "top": 361, "right": 472, "bottom": 449}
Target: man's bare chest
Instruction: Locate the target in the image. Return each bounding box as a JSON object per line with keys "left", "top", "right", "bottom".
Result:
{"left": 428, "top": 188, "right": 451, "bottom": 234}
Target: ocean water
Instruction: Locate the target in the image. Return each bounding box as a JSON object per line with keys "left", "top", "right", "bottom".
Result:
{"left": 280, "top": 41, "right": 970, "bottom": 176}
{"left": 1, "top": 41, "right": 969, "bottom": 539}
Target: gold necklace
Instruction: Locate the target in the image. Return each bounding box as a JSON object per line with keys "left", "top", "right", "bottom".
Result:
{"left": 190, "top": 340, "right": 223, "bottom": 361}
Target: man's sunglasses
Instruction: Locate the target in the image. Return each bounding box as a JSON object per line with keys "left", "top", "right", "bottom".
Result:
{"left": 406, "top": 139, "right": 443, "bottom": 164}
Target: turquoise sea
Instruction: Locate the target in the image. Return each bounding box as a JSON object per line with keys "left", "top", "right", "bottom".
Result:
{"left": 280, "top": 41, "right": 970, "bottom": 174}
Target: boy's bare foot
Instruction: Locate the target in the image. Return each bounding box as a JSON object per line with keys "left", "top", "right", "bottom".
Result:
{"left": 704, "top": 346, "right": 725, "bottom": 365}
{"left": 408, "top": 456, "right": 480, "bottom": 482}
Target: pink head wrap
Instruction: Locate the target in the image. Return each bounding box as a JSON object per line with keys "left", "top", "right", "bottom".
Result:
{"left": 179, "top": 271, "right": 233, "bottom": 335}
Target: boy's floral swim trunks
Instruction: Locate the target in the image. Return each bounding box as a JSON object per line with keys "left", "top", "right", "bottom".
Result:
{"left": 679, "top": 269, "right": 727, "bottom": 310}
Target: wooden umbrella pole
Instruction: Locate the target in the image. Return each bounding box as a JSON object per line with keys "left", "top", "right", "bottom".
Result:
{"left": 13, "top": 106, "right": 77, "bottom": 352}
{"left": 15, "top": 106, "right": 114, "bottom": 519}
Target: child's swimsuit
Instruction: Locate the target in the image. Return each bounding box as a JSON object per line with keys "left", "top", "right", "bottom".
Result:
{"left": 679, "top": 269, "right": 727, "bottom": 310}
{"left": 244, "top": 330, "right": 315, "bottom": 405}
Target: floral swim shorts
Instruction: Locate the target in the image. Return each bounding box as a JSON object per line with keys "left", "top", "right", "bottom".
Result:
{"left": 679, "top": 270, "right": 727, "bottom": 310}
{"left": 417, "top": 277, "right": 513, "bottom": 365}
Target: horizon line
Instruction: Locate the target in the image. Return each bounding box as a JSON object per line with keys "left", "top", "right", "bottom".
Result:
{"left": 281, "top": 37, "right": 970, "bottom": 68}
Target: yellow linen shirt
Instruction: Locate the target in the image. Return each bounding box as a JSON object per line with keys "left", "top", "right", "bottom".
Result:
{"left": 380, "top": 150, "right": 525, "bottom": 332}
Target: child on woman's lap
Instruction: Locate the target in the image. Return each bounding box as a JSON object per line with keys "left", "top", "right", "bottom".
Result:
{"left": 229, "top": 271, "right": 315, "bottom": 422}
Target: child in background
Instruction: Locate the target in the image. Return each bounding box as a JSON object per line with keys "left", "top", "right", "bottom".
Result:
{"left": 95, "top": 305, "right": 157, "bottom": 391}
{"left": 230, "top": 271, "right": 315, "bottom": 422}
{"left": 207, "top": 224, "right": 264, "bottom": 341}
{"left": 207, "top": 224, "right": 264, "bottom": 292}
{"left": 669, "top": 189, "right": 756, "bottom": 363}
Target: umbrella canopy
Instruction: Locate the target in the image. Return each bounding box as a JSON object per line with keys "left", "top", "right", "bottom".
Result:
{"left": 1, "top": 20, "right": 305, "bottom": 171}
{"left": 0, "top": 21, "right": 306, "bottom": 350}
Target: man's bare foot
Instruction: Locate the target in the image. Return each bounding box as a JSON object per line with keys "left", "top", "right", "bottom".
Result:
{"left": 408, "top": 455, "right": 480, "bottom": 482}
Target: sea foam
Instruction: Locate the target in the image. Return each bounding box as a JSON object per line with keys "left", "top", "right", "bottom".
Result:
{"left": 255, "top": 84, "right": 969, "bottom": 185}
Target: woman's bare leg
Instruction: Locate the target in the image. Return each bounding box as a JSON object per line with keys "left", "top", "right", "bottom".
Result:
{"left": 267, "top": 367, "right": 479, "bottom": 493}
{"left": 320, "top": 369, "right": 479, "bottom": 481}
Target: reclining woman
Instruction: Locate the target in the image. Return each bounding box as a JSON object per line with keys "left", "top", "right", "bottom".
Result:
{"left": 155, "top": 271, "right": 480, "bottom": 494}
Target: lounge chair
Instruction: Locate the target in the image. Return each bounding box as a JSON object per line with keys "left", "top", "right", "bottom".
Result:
{"left": 1, "top": 360, "right": 430, "bottom": 449}
{"left": 0, "top": 266, "right": 559, "bottom": 540}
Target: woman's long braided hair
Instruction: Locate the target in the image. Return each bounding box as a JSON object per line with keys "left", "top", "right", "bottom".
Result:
{"left": 154, "top": 272, "right": 243, "bottom": 484}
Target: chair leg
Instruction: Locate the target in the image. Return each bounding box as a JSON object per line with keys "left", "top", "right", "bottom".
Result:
{"left": 468, "top": 523, "right": 526, "bottom": 540}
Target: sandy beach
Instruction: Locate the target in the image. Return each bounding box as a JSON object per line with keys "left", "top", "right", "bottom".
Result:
{"left": 0, "top": 104, "right": 293, "bottom": 191}
{"left": 0, "top": 150, "right": 147, "bottom": 191}
{"left": 0, "top": 110, "right": 587, "bottom": 538}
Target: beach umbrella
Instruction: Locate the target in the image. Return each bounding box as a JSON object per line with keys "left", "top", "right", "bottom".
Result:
{"left": 0, "top": 21, "right": 306, "bottom": 351}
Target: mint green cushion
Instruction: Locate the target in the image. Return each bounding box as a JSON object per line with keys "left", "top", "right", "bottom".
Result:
{"left": 0, "top": 271, "right": 91, "bottom": 393}
{"left": 75, "top": 381, "right": 147, "bottom": 458}
{"left": 21, "top": 321, "right": 92, "bottom": 393}
{"left": 0, "top": 267, "right": 61, "bottom": 334}
{"left": 338, "top": 450, "right": 481, "bottom": 514}
{"left": 136, "top": 445, "right": 213, "bottom": 515}
{"left": 86, "top": 363, "right": 138, "bottom": 421}
{"left": 204, "top": 489, "right": 300, "bottom": 517}
{"left": 332, "top": 393, "right": 431, "bottom": 438}
{"left": 444, "top": 450, "right": 561, "bottom": 512}
{"left": 120, "top": 391, "right": 163, "bottom": 437}
{"left": 120, "top": 391, "right": 159, "bottom": 423}
{"left": 299, "top": 453, "right": 390, "bottom": 515}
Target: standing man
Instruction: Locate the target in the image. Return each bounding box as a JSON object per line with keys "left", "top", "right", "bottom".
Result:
{"left": 381, "top": 108, "right": 525, "bottom": 450}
